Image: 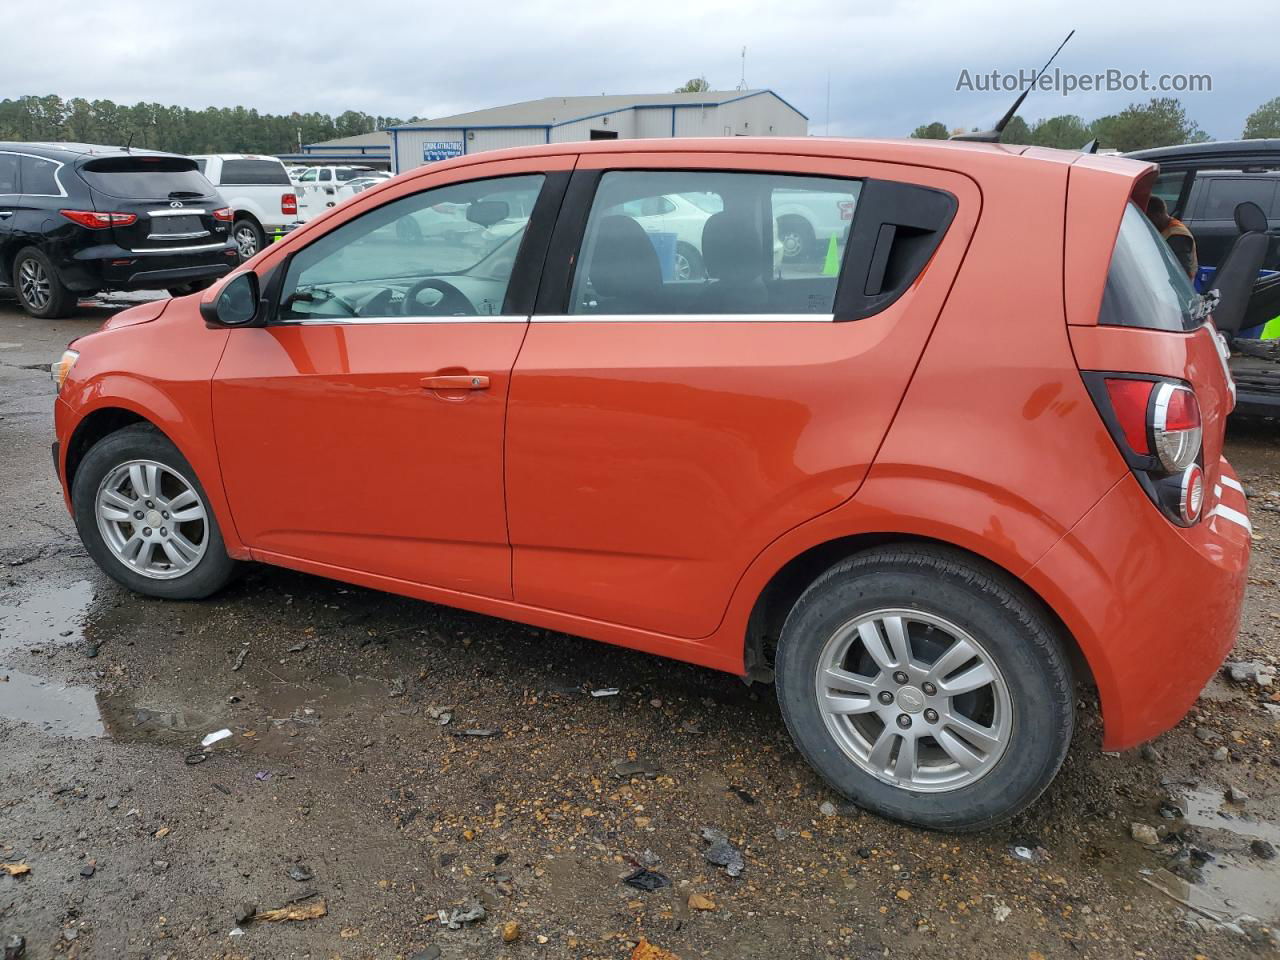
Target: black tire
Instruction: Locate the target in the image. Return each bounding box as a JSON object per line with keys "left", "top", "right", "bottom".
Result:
{"left": 231, "top": 218, "right": 264, "bottom": 262}
{"left": 776, "top": 216, "right": 816, "bottom": 263}
{"left": 774, "top": 544, "right": 1073, "bottom": 832}
{"left": 674, "top": 242, "right": 706, "bottom": 281}
{"left": 13, "top": 247, "right": 75, "bottom": 318}
{"left": 71, "top": 423, "right": 238, "bottom": 600}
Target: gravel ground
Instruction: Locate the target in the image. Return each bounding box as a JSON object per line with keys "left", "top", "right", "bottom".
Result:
{"left": 1, "top": 293, "right": 1279, "bottom": 960}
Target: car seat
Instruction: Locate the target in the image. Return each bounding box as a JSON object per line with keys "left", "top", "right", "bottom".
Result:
{"left": 586, "top": 215, "right": 662, "bottom": 314}
{"left": 697, "top": 212, "right": 769, "bottom": 313}
{"left": 1211, "top": 201, "right": 1270, "bottom": 336}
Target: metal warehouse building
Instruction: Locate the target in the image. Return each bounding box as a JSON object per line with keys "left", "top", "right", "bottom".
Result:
{"left": 389, "top": 89, "right": 807, "bottom": 173}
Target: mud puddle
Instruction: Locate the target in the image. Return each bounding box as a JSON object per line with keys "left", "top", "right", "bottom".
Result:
{"left": 0, "top": 670, "right": 104, "bottom": 738}
{"left": 0, "top": 578, "right": 96, "bottom": 653}
{"left": 1137, "top": 786, "right": 1280, "bottom": 926}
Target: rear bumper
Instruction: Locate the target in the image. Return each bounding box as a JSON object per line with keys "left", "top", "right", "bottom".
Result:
{"left": 1028, "top": 458, "right": 1250, "bottom": 751}
{"left": 62, "top": 241, "right": 239, "bottom": 291}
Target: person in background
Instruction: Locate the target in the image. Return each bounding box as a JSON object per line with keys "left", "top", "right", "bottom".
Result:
{"left": 1146, "top": 195, "right": 1199, "bottom": 280}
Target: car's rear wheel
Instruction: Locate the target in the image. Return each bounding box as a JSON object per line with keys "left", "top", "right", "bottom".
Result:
{"left": 674, "top": 242, "right": 705, "bottom": 281}
{"left": 231, "top": 219, "right": 264, "bottom": 261}
{"left": 13, "top": 248, "right": 74, "bottom": 318}
{"left": 776, "top": 216, "right": 815, "bottom": 263}
{"left": 71, "top": 424, "right": 237, "bottom": 599}
{"left": 775, "top": 544, "right": 1073, "bottom": 831}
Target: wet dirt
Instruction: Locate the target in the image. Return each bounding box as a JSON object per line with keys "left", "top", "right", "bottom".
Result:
{"left": 2, "top": 297, "right": 1279, "bottom": 959}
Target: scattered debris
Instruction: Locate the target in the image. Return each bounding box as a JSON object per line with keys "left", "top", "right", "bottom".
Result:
{"left": 993, "top": 902, "right": 1012, "bottom": 923}
{"left": 1225, "top": 784, "right": 1250, "bottom": 804}
{"left": 436, "top": 899, "right": 486, "bottom": 930}
{"left": 1250, "top": 839, "right": 1276, "bottom": 860}
{"left": 622, "top": 867, "right": 671, "bottom": 892}
{"left": 631, "top": 939, "right": 680, "bottom": 960}
{"left": 232, "top": 647, "right": 249, "bottom": 671}
{"left": 3, "top": 934, "right": 26, "bottom": 960}
{"left": 201, "top": 728, "right": 232, "bottom": 748}
{"left": 611, "top": 757, "right": 662, "bottom": 779}
{"left": 728, "top": 785, "right": 756, "bottom": 805}
{"left": 819, "top": 801, "right": 837, "bottom": 817}
{"left": 688, "top": 893, "right": 717, "bottom": 911}
{"left": 234, "top": 903, "right": 256, "bottom": 925}
{"left": 410, "top": 949, "right": 442, "bottom": 960}
{"left": 1212, "top": 746, "right": 1230, "bottom": 762}
{"left": 427, "top": 705, "right": 454, "bottom": 726}
{"left": 1131, "top": 822, "right": 1160, "bottom": 845}
{"left": 896, "top": 888, "right": 912, "bottom": 901}
{"left": 591, "top": 687, "right": 620, "bottom": 697}
{"left": 255, "top": 771, "right": 272, "bottom": 782}
{"left": 1224, "top": 660, "right": 1276, "bottom": 688}
{"left": 700, "top": 826, "right": 744, "bottom": 877}
{"left": 287, "top": 642, "right": 308, "bottom": 653}
{"left": 1, "top": 863, "right": 30, "bottom": 877}
{"left": 184, "top": 753, "right": 208, "bottom": 765}
{"left": 455, "top": 728, "right": 500, "bottom": 738}
{"left": 1140, "top": 743, "right": 1161, "bottom": 762}
{"left": 154, "top": 827, "right": 170, "bottom": 839}
{"left": 251, "top": 897, "right": 328, "bottom": 923}
{"left": 287, "top": 865, "right": 314, "bottom": 882}
{"left": 79, "top": 862, "right": 96, "bottom": 879}
{"left": 501, "top": 920, "right": 520, "bottom": 943}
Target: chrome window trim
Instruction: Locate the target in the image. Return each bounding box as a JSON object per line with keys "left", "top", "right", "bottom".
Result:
{"left": 272, "top": 314, "right": 529, "bottom": 327}
{"left": 130, "top": 241, "right": 231, "bottom": 253}
{"left": 532, "top": 313, "right": 836, "bottom": 323}
{"left": 0, "top": 150, "right": 69, "bottom": 198}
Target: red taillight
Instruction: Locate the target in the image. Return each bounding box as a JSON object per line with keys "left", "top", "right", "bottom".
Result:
{"left": 1151, "top": 382, "right": 1202, "bottom": 473}
{"left": 1086, "top": 373, "right": 1205, "bottom": 527}
{"left": 282, "top": 193, "right": 298, "bottom": 216}
{"left": 60, "top": 209, "right": 137, "bottom": 229}
{"left": 212, "top": 207, "right": 234, "bottom": 222}
{"left": 1103, "top": 378, "right": 1154, "bottom": 455}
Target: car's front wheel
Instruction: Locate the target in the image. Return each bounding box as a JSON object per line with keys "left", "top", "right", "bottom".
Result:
{"left": 71, "top": 424, "right": 237, "bottom": 599}
{"left": 775, "top": 545, "right": 1074, "bottom": 831}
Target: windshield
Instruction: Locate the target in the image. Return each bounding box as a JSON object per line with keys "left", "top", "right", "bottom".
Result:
{"left": 79, "top": 156, "right": 213, "bottom": 199}
{"left": 1098, "top": 203, "right": 1201, "bottom": 332}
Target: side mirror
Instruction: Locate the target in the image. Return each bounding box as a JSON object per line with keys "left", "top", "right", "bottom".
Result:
{"left": 201, "top": 272, "right": 261, "bottom": 327}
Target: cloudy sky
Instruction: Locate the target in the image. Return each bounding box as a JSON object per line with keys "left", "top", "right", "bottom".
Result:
{"left": 7, "top": 0, "right": 1272, "bottom": 140}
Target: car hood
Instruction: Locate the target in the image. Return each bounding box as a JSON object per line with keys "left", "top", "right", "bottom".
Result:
{"left": 100, "top": 298, "right": 170, "bottom": 331}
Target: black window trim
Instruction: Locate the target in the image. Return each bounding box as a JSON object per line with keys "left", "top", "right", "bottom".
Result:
{"left": 262, "top": 169, "right": 570, "bottom": 326}
{"left": 532, "top": 166, "right": 957, "bottom": 323}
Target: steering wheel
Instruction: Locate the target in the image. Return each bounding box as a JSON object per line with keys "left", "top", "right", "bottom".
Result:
{"left": 403, "top": 278, "right": 476, "bottom": 317}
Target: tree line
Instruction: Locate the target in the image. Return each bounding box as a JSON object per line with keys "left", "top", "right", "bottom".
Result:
{"left": 911, "top": 96, "right": 1280, "bottom": 151}
{"left": 0, "top": 95, "right": 405, "bottom": 155}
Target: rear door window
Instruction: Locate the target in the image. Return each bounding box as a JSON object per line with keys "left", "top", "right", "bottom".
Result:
{"left": 220, "top": 159, "right": 291, "bottom": 186}
{"left": 567, "top": 169, "right": 860, "bottom": 316}
{"left": 79, "top": 156, "right": 213, "bottom": 199}
{"left": 20, "top": 156, "right": 60, "bottom": 195}
{"left": 1200, "top": 178, "right": 1278, "bottom": 220}
{"left": 1098, "top": 203, "right": 1200, "bottom": 332}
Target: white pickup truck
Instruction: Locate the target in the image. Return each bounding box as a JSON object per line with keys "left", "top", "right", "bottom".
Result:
{"left": 190, "top": 154, "right": 300, "bottom": 260}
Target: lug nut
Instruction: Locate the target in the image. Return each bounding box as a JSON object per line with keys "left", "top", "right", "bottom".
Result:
{"left": 160, "top": 528, "right": 168, "bottom": 536}
{"left": 924, "top": 708, "right": 939, "bottom": 723}
{"left": 134, "top": 510, "right": 144, "bottom": 520}
{"left": 161, "top": 511, "right": 169, "bottom": 519}
{"left": 145, "top": 500, "right": 154, "bottom": 508}
{"left": 877, "top": 691, "right": 894, "bottom": 705}
{"left": 896, "top": 714, "right": 912, "bottom": 729}
{"left": 922, "top": 681, "right": 937, "bottom": 696}
{"left": 142, "top": 527, "right": 152, "bottom": 536}
{"left": 893, "top": 671, "right": 909, "bottom": 685}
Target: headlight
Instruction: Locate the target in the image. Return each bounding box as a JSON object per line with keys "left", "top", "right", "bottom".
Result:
{"left": 51, "top": 349, "right": 79, "bottom": 394}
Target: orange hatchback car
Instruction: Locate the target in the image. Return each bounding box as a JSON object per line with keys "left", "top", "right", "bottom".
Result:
{"left": 51, "top": 138, "right": 1250, "bottom": 830}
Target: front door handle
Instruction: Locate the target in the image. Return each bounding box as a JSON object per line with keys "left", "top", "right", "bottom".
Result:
{"left": 420, "top": 374, "right": 489, "bottom": 390}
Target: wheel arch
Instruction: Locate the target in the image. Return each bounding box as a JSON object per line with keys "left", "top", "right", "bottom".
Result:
{"left": 742, "top": 533, "right": 1095, "bottom": 695}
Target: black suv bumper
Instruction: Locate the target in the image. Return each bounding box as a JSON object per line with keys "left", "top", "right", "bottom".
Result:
{"left": 63, "top": 240, "right": 239, "bottom": 292}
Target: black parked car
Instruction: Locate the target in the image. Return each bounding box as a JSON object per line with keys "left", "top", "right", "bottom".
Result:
{"left": 1128, "top": 139, "right": 1280, "bottom": 269}
{"left": 0, "top": 143, "right": 238, "bottom": 318}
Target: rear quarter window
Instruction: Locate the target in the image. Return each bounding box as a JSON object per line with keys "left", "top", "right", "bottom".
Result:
{"left": 1098, "top": 203, "right": 1200, "bottom": 332}
{"left": 220, "top": 159, "right": 291, "bottom": 186}
{"left": 79, "top": 156, "right": 213, "bottom": 199}
{"left": 1200, "top": 177, "right": 1278, "bottom": 220}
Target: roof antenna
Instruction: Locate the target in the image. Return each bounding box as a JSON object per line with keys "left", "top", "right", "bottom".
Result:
{"left": 952, "top": 30, "right": 1075, "bottom": 143}
{"left": 124, "top": 131, "right": 134, "bottom": 152}
{"left": 737, "top": 46, "right": 747, "bottom": 91}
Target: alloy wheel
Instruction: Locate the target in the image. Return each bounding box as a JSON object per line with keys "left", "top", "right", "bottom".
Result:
{"left": 814, "top": 608, "right": 1013, "bottom": 792}
{"left": 234, "top": 226, "right": 258, "bottom": 259}
{"left": 95, "top": 459, "right": 209, "bottom": 580}
{"left": 18, "top": 258, "right": 51, "bottom": 310}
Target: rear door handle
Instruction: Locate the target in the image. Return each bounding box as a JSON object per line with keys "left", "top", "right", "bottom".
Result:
{"left": 0, "top": 211, "right": 13, "bottom": 219}
{"left": 420, "top": 374, "right": 489, "bottom": 390}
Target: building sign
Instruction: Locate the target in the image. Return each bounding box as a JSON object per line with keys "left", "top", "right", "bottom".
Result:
{"left": 423, "top": 140, "right": 465, "bottom": 163}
